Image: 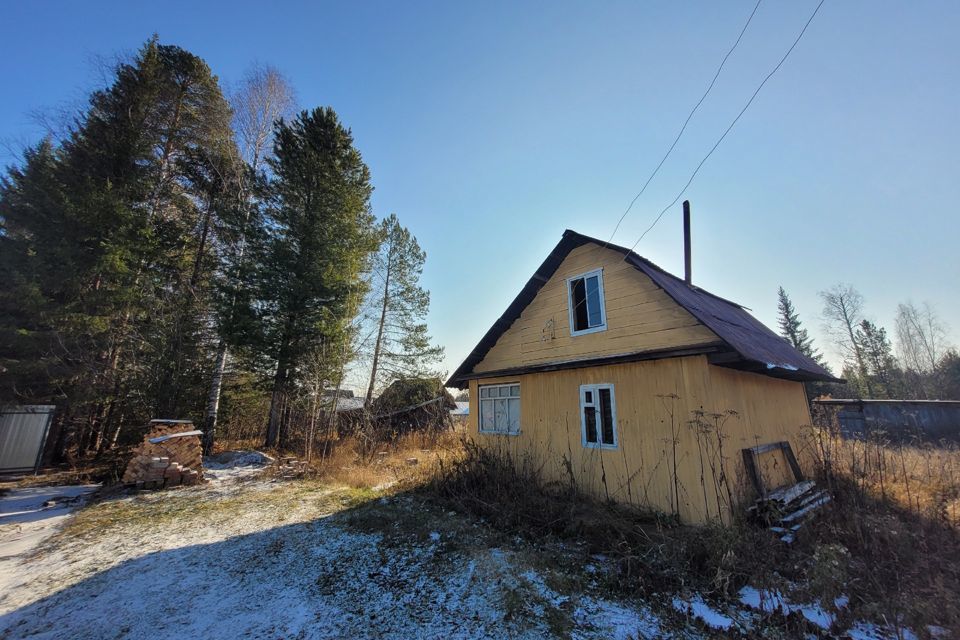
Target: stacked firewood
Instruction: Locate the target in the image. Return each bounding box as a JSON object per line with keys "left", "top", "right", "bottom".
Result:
{"left": 121, "top": 420, "right": 204, "bottom": 489}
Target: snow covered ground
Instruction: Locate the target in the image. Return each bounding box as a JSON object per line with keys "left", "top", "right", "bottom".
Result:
{"left": 0, "top": 460, "right": 675, "bottom": 640}
{"left": 0, "top": 484, "right": 99, "bottom": 597}
{"left": 0, "top": 458, "right": 929, "bottom": 640}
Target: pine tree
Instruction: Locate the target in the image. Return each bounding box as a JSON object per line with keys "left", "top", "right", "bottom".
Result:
{"left": 856, "top": 320, "right": 902, "bottom": 399}
{"left": 0, "top": 140, "right": 81, "bottom": 403}
{"left": 231, "top": 108, "right": 379, "bottom": 447}
{"left": 363, "top": 214, "right": 444, "bottom": 405}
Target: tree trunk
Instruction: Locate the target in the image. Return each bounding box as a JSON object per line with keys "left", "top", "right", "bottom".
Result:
{"left": 203, "top": 341, "right": 228, "bottom": 455}
{"left": 365, "top": 256, "right": 391, "bottom": 406}
{"left": 843, "top": 318, "right": 873, "bottom": 396}
{"left": 265, "top": 351, "right": 290, "bottom": 448}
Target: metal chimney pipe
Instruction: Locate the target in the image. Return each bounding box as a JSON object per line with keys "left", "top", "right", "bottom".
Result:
{"left": 683, "top": 200, "right": 692, "bottom": 285}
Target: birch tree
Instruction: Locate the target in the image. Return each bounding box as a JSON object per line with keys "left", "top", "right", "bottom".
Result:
{"left": 202, "top": 64, "right": 295, "bottom": 454}
{"left": 895, "top": 301, "right": 950, "bottom": 374}
{"left": 819, "top": 284, "right": 872, "bottom": 396}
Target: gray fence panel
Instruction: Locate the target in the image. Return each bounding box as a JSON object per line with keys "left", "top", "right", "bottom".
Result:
{"left": 0, "top": 405, "right": 55, "bottom": 473}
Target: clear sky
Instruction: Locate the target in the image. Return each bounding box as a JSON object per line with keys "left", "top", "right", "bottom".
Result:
{"left": 2, "top": 1, "right": 958, "bottom": 384}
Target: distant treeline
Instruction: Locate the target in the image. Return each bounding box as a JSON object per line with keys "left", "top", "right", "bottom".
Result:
{"left": 777, "top": 286, "right": 958, "bottom": 400}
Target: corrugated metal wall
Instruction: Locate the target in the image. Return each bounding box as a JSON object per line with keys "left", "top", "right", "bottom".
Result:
{"left": 0, "top": 405, "right": 55, "bottom": 473}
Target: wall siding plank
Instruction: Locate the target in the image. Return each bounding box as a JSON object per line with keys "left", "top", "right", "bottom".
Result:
{"left": 468, "top": 356, "right": 813, "bottom": 524}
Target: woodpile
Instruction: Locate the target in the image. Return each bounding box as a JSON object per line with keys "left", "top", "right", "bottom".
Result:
{"left": 275, "top": 456, "right": 308, "bottom": 480}
{"left": 121, "top": 420, "right": 205, "bottom": 489}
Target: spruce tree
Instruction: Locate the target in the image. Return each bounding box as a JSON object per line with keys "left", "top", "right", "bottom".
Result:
{"left": 232, "top": 108, "right": 379, "bottom": 447}
{"left": 363, "top": 214, "right": 444, "bottom": 405}
{"left": 0, "top": 37, "right": 241, "bottom": 455}
{"left": 777, "top": 287, "right": 830, "bottom": 367}
{"left": 776, "top": 287, "right": 834, "bottom": 400}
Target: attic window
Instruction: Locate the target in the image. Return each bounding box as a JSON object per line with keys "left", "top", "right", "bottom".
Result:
{"left": 567, "top": 269, "right": 606, "bottom": 336}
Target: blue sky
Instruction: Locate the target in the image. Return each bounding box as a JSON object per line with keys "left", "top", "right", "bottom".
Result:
{"left": 2, "top": 1, "right": 958, "bottom": 382}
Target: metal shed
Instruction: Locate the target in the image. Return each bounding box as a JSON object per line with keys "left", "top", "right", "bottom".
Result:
{"left": 0, "top": 405, "right": 56, "bottom": 474}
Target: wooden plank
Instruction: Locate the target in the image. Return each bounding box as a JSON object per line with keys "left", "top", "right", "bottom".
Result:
{"left": 742, "top": 448, "right": 766, "bottom": 499}
{"left": 748, "top": 441, "right": 789, "bottom": 456}
{"left": 766, "top": 480, "right": 816, "bottom": 505}
{"left": 782, "top": 442, "right": 805, "bottom": 483}
{"left": 780, "top": 494, "right": 831, "bottom": 524}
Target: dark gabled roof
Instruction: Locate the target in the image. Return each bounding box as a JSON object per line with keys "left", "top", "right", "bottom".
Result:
{"left": 447, "top": 230, "right": 841, "bottom": 388}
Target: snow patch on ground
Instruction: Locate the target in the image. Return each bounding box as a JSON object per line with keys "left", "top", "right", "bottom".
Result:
{"left": 847, "top": 622, "right": 919, "bottom": 640}
{"left": 738, "top": 585, "right": 850, "bottom": 630}
{"left": 573, "top": 597, "right": 663, "bottom": 640}
{"left": 738, "top": 585, "right": 925, "bottom": 638}
{"left": 0, "top": 485, "right": 99, "bottom": 595}
{"left": 203, "top": 450, "right": 273, "bottom": 483}
{"left": 672, "top": 593, "right": 734, "bottom": 630}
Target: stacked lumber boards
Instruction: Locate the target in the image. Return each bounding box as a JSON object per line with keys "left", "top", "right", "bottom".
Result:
{"left": 121, "top": 420, "right": 204, "bottom": 489}
{"left": 275, "top": 456, "right": 308, "bottom": 480}
{"left": 749, "top": 480, "right": 831, "bottom": 543}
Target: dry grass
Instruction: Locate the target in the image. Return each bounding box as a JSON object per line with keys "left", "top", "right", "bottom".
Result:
{"left": 425, "top": 436, "right": 960, "bottom": 637}
{"left": 806, "top": 426, "right": 960, "bottom": 526}
{"left": 801, "top": 427, "right": 960, "bottom": 635}
{"left": 218, "top": 428, "right": 466, "bottom": 493}
{"left": 24, "top": 415, "right": 960, "bottom": 636}
{"left": 424, "top": 441, "right": 778, "bottom": 594}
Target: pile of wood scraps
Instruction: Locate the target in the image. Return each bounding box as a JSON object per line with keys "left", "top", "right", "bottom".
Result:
{"left": 749, "top": 480, "right": 832, "bottom": 543}
{"left": 742, "top": 440, "right": 831, "bottom": 543}
{"left": 275, "top": 456, "right": 308, "bottom": 480}
{"left": 121, "top": 419, "right": 205, "bottom": 489}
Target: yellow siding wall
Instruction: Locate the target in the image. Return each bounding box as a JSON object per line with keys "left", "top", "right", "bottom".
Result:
{"left": 473, "top": 244, "right": 719, "bottom": 373}
{"left": 468, "top": 356, "right": 812, "bottom": 524}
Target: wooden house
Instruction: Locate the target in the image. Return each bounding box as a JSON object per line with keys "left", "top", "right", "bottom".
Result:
{"left": 446, "top": 229, "right": 839, "bottom": 524}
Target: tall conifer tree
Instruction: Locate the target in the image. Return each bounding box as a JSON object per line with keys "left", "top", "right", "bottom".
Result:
{"left": 228, "top": 108, "right": 378, "bottom": 447}
{"left": 777, "top": 287, "right": 827, "bottom": 366}
{"left": 0, "top": 37, "right": 241, "bottom": 454}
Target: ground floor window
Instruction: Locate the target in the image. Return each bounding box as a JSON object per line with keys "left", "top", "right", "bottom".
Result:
{"left": 478, "top": 383, "right": 521, "bottom": 435}
{"left": 580, "top": 383, "right": 617, "bottom": 448}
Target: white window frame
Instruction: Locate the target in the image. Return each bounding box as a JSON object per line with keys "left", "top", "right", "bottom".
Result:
{"left": 579, "top": 383, "right": 618, "bottom": 449}
{"left": 566, "top": 268, "right": 607, "bottom": 337}
{"left": 477, "top": 383, "right": 521, "bottom": 435}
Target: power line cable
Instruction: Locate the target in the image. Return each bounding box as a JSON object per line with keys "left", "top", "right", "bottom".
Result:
{"left": 603, "top": 0, "right": 764, "bottom": 248}
{"left": 625, "top": 0, "right": 826, "bottom": 255}
{"left": 626, "top": 0, "right": 827, "bottom": 254}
